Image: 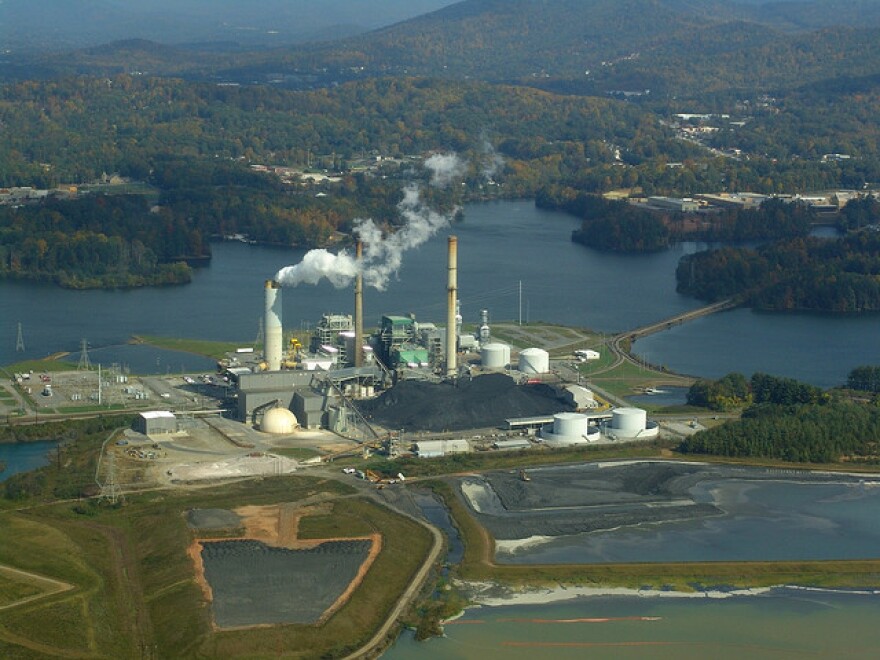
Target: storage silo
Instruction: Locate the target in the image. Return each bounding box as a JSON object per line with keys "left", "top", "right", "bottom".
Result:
{"left": 260, "top": 407, "right": 298, "bottom": 435}
{"left": 611, "top": 407, "right": 647, "bottom": 436}
{"left": 540, "top": 412, "right": 600, "bottom": 446}
{"left": 481, "top": 342, "right": 510, "bottom": 369}
{"left": 519, "top": 348, "right": 550, "bottom": 374}
{"left": 553, "top": 412, "right": 588, "bottom": 437}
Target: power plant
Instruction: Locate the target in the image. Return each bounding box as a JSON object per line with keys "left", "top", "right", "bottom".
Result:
{"left": 202, "top": 234, "right": 656, "bottom": 458}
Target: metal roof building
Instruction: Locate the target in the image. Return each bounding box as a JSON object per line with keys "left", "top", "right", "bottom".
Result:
{"left": 414, "top": 439, "right": 471, "bottom": 458}
{"left": 133, "top": 410, "right": 176, "bottom": 435}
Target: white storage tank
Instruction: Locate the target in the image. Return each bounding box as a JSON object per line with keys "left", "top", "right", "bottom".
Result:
{"left": 541, "top": 412, "right": 600, "bottom": 446}
{"left": 519, "top": 348, "right": 550, "bottom": 375}
{"left": 611, "top": 407, "right": 647, "bottom": 436}
{"left": 261, "top": 407, "right": 298, "bottom": 435}
{"left": 553, "top": 412, "right": 588, "bottom": 437}
{"left": 481, "top": 342, "right": 510, "bottom": 369}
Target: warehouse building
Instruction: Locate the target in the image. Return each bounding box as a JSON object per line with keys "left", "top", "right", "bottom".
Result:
{"left": 414, "top": 438, "right": 471, "bottom": 458}
{"left": 133, "top": 411, "right": 177, "bottom": 435}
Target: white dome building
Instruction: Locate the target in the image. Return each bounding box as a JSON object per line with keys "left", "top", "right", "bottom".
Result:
{"left": 260, "top": 407, "right": 299, "bottom": 434}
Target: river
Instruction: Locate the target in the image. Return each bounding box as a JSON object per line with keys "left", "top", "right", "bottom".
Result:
{"left": 2, "top": 199, "right": 877, "bottom": 387}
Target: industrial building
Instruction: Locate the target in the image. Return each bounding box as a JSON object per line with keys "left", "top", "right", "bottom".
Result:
{"left": 133, "top": 410, "right": 176, "bottom": 435}
{"left": 414, "top": 438, "right": 471, "bottom": 458}
{"left": 646, "top": 196, "right": 700, "bottom": 213}
{"left": 260, "top": 407, "right": 299, "bottom": 434}
{"left": 564, "top": 384, "right": 598, "bottom": 410}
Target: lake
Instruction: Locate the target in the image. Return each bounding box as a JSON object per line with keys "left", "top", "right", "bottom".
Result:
{"left": 383, "top": 588, "right": 880, "bottom": 659}
{"left": 498, "top": 475, "right": 880, "bottom": 565}
{"left": 0, "top": 440, "right": 57, "bottom": 482}
{"left": 1, "top": 199, "right": 878, "bottom": 386}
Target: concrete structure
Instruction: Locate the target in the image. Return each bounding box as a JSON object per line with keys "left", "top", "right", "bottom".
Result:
{"left": 518, "top": 348, "right": 550, "bottom": 375}
{"left": 646, "top": 196, "right": 699, "bottom": 213}
{"left": 541, "top": 412, "right": 600, "bottom": 446}
{"left": 236, "top": 370, "right": 314, "bottom": 422}
{"left": 609, "top": 406, "right": 659, "bottom": 439}
{"left": 414, "top": 438, "right": 471, "bottom": 458}
{"left": 446, "top": 235, "right": 458, "bottom": 376}
{"left": 264, "top": 280, "right": 283, "bottom": 371}
{"left": 292, "top": 391, "right": 327, "bottom": 429}
{"left": 564, "top": 384, "right": 598, "bottom": 410}
{"left": 134, "top": 410, "right": 176, "bottom": 435}
{"left": 481, "top": 343, "right": 510, "bottom": 369}
{"left": 493, "top": 438, "right": 531, "bottom": 451}
{"left": 695, "top": 193, "right": 769, "bottom": 210}
{"left": 260, "top": 407, "right": 298, "bottom": 434}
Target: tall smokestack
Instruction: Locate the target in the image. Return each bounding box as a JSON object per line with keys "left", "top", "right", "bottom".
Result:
{"left": 354, "top": 241, "right": 364, "bottom": 367}
{"left": 446, "top": 235, "right": 458, "bottom": 376}
{"left": 264, "top": 279, "right": 283, "bottom": 371}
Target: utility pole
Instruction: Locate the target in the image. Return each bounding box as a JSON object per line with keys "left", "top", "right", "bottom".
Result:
{"left": 518, "top": 281, "right": 522, "bottom": 326}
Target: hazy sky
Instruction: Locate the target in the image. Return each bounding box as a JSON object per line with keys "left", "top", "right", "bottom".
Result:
{"left": 0, "top": 0, "right": 460, "bottom": 50}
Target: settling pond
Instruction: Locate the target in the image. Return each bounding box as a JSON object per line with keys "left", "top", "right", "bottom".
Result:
{"left": 457, "top": 461, "right": 880, "bottom": 564}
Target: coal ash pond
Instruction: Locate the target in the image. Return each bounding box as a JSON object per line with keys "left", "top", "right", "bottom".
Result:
{"left": 200, "top": 539, "right": 371, "bottom": 627}
{"left": 359, "top": 373, "right": 573, "bottom": 432}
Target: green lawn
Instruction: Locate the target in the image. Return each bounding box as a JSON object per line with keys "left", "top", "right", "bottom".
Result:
{"left": 132, "top": 335, "right": 246, "bottom": 360}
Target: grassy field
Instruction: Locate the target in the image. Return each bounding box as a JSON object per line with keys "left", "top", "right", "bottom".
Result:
{"left": 0, "top": 359, "right": 78, "bottom": 375}
{"left": 132, "top": 335, "right": 246, "bottom": 360}
{"left": 0, "top": 476, "right": 434, "bottom": 659}
{"left": 0, "top": 571, "right": 46, "bottom": 607}
{"left": 298, "top": 501, "right": 376, "bottom": 539}
{"left": 273, "top": 447, "right": 323, "bottom": 461}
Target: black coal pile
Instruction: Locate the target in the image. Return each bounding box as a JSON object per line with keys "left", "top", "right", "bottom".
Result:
{"left": 358, "top": 373, "right": 574, "bottom": 432}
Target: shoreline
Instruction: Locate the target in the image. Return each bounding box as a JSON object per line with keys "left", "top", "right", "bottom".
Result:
{"left": 453, "top": 580, "right": 880, "bottom": 610}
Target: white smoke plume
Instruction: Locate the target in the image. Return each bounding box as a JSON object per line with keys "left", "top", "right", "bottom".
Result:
{"left": 479, "top": 137, "right": 504, "bottom": 180}
{"left": 274, "top": 153, "right": 463, "bottom": 291}
{"left": 424, "top": 152, "right": 467, "bottom": 187}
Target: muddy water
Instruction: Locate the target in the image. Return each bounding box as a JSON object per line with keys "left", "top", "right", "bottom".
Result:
{"left": 383, "top": 588, "right": 880, "bottom": 659}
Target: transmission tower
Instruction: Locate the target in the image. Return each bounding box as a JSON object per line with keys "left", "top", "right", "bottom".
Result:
{"left": 255, "top": 317, "right": 264, "bottom": 347}
{"left": 15, "top": 322, "right": 25, "bottom": 352}
{"left": 100, "top": 452, "right": 124, "bottom": 505}
{"left": 77, "top": 338, "right": 92, "bottom": 371}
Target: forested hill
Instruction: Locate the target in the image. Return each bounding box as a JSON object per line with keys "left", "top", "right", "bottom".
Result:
{"left": 8, "top": 0, "right": 880, "bottom": 96}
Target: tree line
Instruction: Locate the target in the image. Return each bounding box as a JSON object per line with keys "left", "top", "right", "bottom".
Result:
{"left": 677, "top": 208, "right": 880, "bottom": 312}
{"left": 0, "top": 194, "right": 199, "bottom": 288}
{"left": 537, "top": 191, "right": 813, "bottom": 253}
{"left": 680, "top": 372, "right": 879, "bottom": 464}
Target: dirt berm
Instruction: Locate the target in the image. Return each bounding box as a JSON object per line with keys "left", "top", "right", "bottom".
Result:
{"left": 358, "top": 373, "right": 574, "bottom": 432}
